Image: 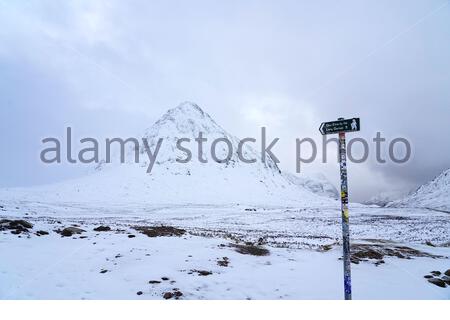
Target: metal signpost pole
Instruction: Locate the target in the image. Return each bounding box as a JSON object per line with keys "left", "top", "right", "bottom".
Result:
{"left": 319, "top": 116, "right": 359, "bottom": 300}
{"left": 338, "top": 130, "right": 352, "bottom": 300}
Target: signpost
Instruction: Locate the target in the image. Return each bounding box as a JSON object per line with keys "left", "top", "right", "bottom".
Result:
{"left": 319, "top": 118, "right": 360, "bottom": 135}
{"left": 319, "top": 117, "right": 360, "bottom": 300}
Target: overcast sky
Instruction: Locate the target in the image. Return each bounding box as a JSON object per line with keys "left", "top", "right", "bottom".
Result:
{"left": 0, "top": 0, "right": 449, "bottom": 202}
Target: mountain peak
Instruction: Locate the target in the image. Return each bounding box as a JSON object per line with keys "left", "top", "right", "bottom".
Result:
{"left": 166, "top": 101, "right": 207, "bottom": 118}
{"left": 147, "top": 102, "right": 223, "bottom": 138}
{"left": 140, "top": 101, "right": 278, "bottom": 171}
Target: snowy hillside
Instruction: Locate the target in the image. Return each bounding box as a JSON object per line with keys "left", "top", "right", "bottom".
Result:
{"left": 387, "top": 169, "right": 450, "bottom": 212}
{"left": 282, "top": 172, "right": 339, "bottom": 199}
{"left": 0, "top": 102, "right": 335, "bottom": 207}
{"left": 363, "top": 191, "right": 405, "bottom": 207}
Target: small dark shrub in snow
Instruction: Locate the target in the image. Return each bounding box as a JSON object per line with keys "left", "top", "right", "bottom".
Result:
{"left": 163, "top": 292, "right": 173, "bottom": 299}
{"left": 349, "top": 243, "right": 443, "bottom": 265}
{"left": 232, "top": 243, "right": 270, "bottom": 256}
{"left": 59, "top": 227, "right": 85, "bottom": 237}
{"left": 217, "top": 257, "right": 230, "bottom": 267}
{"left": 133, "top": 225, "right": 186, "bottom": 237}
{"left": 93, "top": 226, "right": 111, "bottom": 232}
{"left": 191, "top": 269, "right": 212, "bottom": 276}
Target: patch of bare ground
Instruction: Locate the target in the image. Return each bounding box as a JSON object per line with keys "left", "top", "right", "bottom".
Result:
{"left": 366, "top": 215, "right": 411, "bottom": 221}
{"left": 133, "top": 225, "right": 186, "bottom": 237}
{"left": 231, "top": 243, "right": 270, "bottom": 256}
{"left": 163, "top": 289, "right": 183, "bottom": 299}
{"left": 56, "top": 227, "right": 86, "bottom": 237}
{"left": 93, "top": 226, "right": 111, "bottom": 232}
{"left": 0, "top": 219, "right": 33, "bottom": 234}
{"left": 348, "top": 243, "right": 444, "bottom": 266}
{"left": 189, "top": 229, "right": 243, "bottom": 243}
{"left": 317, "top": 244, "right": 334, "bottom": 252}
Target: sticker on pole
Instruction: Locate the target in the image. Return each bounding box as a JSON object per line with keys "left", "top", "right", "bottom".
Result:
{"left": 319, "top": 118, "right": 360, "bottom": 135}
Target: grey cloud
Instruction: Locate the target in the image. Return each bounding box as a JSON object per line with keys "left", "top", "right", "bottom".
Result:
{"left": 0, "top": 0, "right": 449, "bottom": 202}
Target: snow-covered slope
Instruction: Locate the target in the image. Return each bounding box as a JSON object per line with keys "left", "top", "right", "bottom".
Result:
{"left": 387, "top": 169, "right": 450, "bottom": 212}
{"left": 363, "top": 191, "right": 405, "bottom": 207}
{"left": 0, "top": 102, "right": 335, "bottom": 207}
{"left": 282, "top": 172, "right": 339, "bottom": 199}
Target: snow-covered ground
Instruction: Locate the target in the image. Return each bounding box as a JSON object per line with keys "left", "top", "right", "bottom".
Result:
{"left": 1, "top": 201, "right": 449, "bottom": 300}
{"left": 0, "top": 103, "right": 448, "bottom": 299}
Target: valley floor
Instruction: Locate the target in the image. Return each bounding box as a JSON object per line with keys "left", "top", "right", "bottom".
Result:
{"left": 0, "top": 201, "right": 449, "bottom": 299}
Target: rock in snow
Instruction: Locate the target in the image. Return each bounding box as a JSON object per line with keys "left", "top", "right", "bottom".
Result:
{"left": 427, "top": 278, "right": 447, "bottom": 288}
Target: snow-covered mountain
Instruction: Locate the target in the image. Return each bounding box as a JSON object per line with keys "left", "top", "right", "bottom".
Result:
{"left": 0, "top": 102, "right": 336, "bottom": 207}
{"left": 363, "top": 191, "right": 405, "bottom": 207}
{"left": 387, "top": 168, "right": 450, "bottom": 212}
{"left": 363, "top": 194, "right": 394, "bottom": 207}
{"left": 282, "top": 172, "right": 339, "bottom": 200}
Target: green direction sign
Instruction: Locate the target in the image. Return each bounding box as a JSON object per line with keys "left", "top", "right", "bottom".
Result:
{"left": 319, "top": 118, "right": 360, "bottom": 135}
